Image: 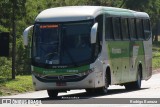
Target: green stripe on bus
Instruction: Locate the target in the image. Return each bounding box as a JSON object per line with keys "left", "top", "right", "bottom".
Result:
{"left": 107, "top": 41, "right": 145, "bottom": 59}
{"left": 33, "top": 65, "right": 90, "bottom": 76}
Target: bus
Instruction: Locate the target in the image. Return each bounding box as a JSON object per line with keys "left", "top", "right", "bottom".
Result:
{"left": 23, "top": 6, "right": 152, "bottom": 98}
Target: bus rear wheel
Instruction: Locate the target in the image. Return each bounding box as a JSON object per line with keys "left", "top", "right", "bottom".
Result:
{"left": 85, "top": 72, "right": 109, "bottom": 95}
{"left": 85, "top": 89, "right": 95, "bottom": 95}
{"left": 125, "top": 67, "right": 142, "bottom": 90}
{"left": 47, "top": 90, "right": 58, "bottom": 98}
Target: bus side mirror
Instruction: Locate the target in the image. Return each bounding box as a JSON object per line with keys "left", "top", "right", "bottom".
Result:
{"left": 23, "top": 25, "right": 34, "bottom": 46}
{"left": 90, "top": 23, "right": 98, "bottom": 44}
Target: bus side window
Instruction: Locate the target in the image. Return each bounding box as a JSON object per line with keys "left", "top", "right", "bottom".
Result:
{"left": 143, "top": 19, "right": 151, "bottom": 40}
{"left": 128, "top": 19, "right": 137, "bottom": 40}
{"left": 105, "top": 17, "right": 114, "bottom": 40}
{"left": 112, "top": 17, "right": 121, "bottom": 40}
{"left": 121, "top": 18, "right": 129, "bottom": 40}
{"left": 136, "top": 19, "right": 144, "bottom": 40}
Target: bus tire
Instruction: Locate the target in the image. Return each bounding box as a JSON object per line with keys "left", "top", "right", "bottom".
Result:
{"left": 85, "top": 72, "right": 109, "bottom": 95}
{"left": 96, "top": 71, "right": 109, "bottom": 94}
{"left": 85, "top": 89, "right": 95, "bottom": 95}
{"left": 125, "top": 66, "right": 142, "bottom": 90}
{"left": 47, "top": 90, "right": 58, "bottom": 98}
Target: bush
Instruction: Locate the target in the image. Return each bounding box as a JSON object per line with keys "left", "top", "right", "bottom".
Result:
{"left": 0, "top": 57, "right": 12, "bottom": 79}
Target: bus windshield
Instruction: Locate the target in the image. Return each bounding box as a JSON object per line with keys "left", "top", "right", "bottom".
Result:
{"left": 32, "top": 20, "right": 93, "bottom": 66}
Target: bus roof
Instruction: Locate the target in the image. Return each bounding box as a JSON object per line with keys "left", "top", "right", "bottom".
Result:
{"left": 35, "top": 6, "right": 149, "bottom": 22}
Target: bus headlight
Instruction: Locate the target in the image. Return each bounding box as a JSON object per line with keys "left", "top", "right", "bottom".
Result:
{"left": 76, "top": 69, "right": 94, "bottom": 77}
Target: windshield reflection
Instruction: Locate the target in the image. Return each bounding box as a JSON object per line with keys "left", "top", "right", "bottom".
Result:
{"left": 32, "top": 20, "right": 93, "bottom": 66}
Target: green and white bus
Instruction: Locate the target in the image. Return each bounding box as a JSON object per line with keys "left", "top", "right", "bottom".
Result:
{"left": 23, "top": 6, "right": 152, "bottom": 98}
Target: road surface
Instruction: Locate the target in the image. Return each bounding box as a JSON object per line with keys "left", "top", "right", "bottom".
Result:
{"left": 0, "top": 73, "right": 160, "bottom": 107}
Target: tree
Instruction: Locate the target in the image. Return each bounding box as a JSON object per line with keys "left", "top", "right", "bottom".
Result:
{"left": 124, "top": 0, "right": 160, "bottom": 42}
{"left": 0, "top": 0, "right": 26, "bottom": 78}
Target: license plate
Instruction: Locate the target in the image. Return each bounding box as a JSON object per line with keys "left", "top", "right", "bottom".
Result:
{"left": 56, "top": 82, "right": 67, "bottom": 86}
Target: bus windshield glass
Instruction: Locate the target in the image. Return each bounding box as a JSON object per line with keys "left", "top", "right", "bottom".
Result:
{"left": 32, "top": 20, "right": 93, "bottom": 66}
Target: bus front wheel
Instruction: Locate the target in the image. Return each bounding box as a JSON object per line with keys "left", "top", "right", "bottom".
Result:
{"left": 47, "top": 90, "right": 58, "bottom": 98}
{"left": 97, "top": 72, "right": 109, "bottom": 94}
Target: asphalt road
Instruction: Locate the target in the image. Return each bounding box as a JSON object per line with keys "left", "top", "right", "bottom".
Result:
{"left": 1, "top": 73, "right": 160, "bottom": 107}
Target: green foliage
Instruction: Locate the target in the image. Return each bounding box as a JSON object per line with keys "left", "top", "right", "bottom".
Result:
{"left": 0, "top": 25, "right": 9, "bottom": 32}
{"left": 0, "top": 75, "right": 33, "bottom": 96}
{"left": 152, "top": 41, "right": 160, "bottom": 69}
{"left": 153, "top": 52, "right": 160, "bottom": 70}
{"left": 5, "top": 75, "right": 33, "bottom": 92}
{"left": 124, "top": 0, "right": 160, "bottom": 38}
{"left": 0, "top": 57, "right": 12, "bottom": 79}
{"left": 0, "top": 0, "right": 28, "bottom": 76}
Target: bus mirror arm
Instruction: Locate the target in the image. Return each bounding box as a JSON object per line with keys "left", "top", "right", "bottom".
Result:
{"left": 90, "top": 23, "right": 98, "bottom": 44}
{"left": 23, "top": 25, "right": 34, "bottom": 46}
